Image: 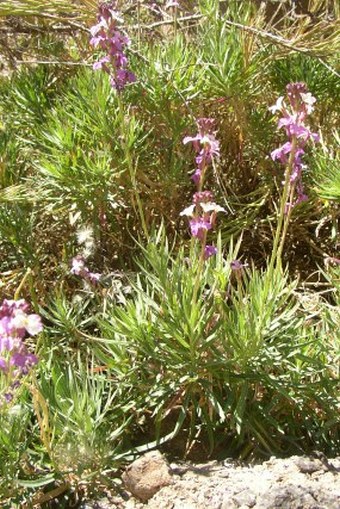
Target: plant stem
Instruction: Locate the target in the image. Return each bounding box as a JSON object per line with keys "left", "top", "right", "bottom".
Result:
{"left": 276, "top": 180, "right": 297, "bottom": 263}
{"left": 269, "top": 136, "right": 297, "bottom": 274}
{"left": 192, "top": 232, "right": 207, "bottom": 306}
{"left": 14, "top": 268, "right": 32, "bottom": 300}
{"left": 173, "top": 5, "right": 178, "bottom": 38}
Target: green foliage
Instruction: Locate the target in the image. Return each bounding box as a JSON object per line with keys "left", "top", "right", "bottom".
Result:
{"left": 36, "top": 357, "right": 129, "bottom": 476}
{"left": 0, "top": 403, "right": 32, "bottom": 501}
{"left": 311, "top": 133, "right": 340, "bottom": 202}
{"left": 96, "top": 232, "right": 339, "bottom": 457}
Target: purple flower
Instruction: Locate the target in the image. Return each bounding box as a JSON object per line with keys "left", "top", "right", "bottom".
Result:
{"left": 0, "top": 316, "right": 15, "bottom": 340}
{"left": 0, "top": 298, "right": 41, "bottom": 404}
{"left": 231, "top": 260, "right": 247, "bottom": 272}
{"left": 90, "top": 3, "right": 135, "bottom": 92}
{"left": 93, "top": 55, "right": 111, "bottom": 71}
{"left": 10, "top": 351, "right": 38, "bottom": 369}
{"left": 0, "top": 299, "right": 29, "bottom": 318}
{"left": 71, "top": 256, "right": 101, "bottom": 284}
{"left": 290, "top": 161, "right": 304, "bottom": 183}
{"left": 98, "top": 2, "right": 122, "bottom": 23}
{"left": 88, "top": 272, "right": 102, "bottom": 283}
{"left": 191, "top": 168, "right": 201, "bottom": 185}
{"left": 111, "top": 69, "right": 136, "bottom": 91}
{"left": 286, "top": 82, "right": 308, "bottom": 111}
{"left": 278, "top": 116, "right": 318, "bottom": 142}
{"left": 204, "top": 245, "right": 218, "bottom": 259}
{"left": 189, "top": 217, "right": 212, "bottom": 240}
{"left": 183, "top": 118, "right": 220, "bottom": 184}
{"left": 197, "top": 118, "right": 216, "bottom": 134}
{"left": 183, "top": 134, "right": 201, "bottom": 151}
{"left": 11, "top": 311, "right": 43, "bottom": 336}
{"left": 182, "top": 119, "right": 223, "bottom": 262}
{"left": 71, "top": 256, "right": 86, "bottom": 276}
{"left": 270, "top": 82, "right": 318, "bottom": 211}
{"left": 4, "top": 392, "right": 13, "bottom": 403}
{"left": 294, "top": 181, "right": 308, "bottom": 205}
{"left": 271, "top": 142, "right": 292, "bottom": 163}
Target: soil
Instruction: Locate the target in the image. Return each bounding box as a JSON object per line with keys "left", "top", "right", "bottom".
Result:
{"left": 81, "top": 454, "right": 340, "bottom": 509}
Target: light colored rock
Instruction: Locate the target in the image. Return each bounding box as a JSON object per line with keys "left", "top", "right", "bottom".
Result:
{"left": 122, "top": 450, "right": 173, "bottom": 502}
{"left": 258, "top": 484, "right": 322, "bottom": 509}
{"left": 147, "top": 456, "right": 340, "bottom": 509}
{"left": 82, "top": 455, "right": 340, "bottom": 508}
{"left": 232, "top": 489, "right": 256, "bottom": 508}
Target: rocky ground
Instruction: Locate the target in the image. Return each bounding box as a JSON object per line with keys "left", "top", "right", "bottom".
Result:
{"left": 82, "top": 451, "right": 340, "bottom": 509}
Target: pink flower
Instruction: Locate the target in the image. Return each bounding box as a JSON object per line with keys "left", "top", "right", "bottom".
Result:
{"left": 193, "top": 191, "right": 214, "bottom": 204}
{"left": 111, "top": 69, "right": 136, "bottom": 90}
{"left": 184, "top": 122, "right": 220, "bottom": 191}
{"left": 270, "top": 82, "right": 318, "bottom": 211}
{"left": 270, "top": 142, "right": 292, "bottom": 164}
{"left": 0, "top": 299, "right": 29, "bottom": 317}
{"left": 182, "top": 119, "right": 223, "bottom": 261}
{"left": 10, "top": 351, "right": 38, "bottom": 369}
{"left": 11, "top": 312, "right": 43, "bottom": 336}
{"left": 231, "top": 260, "right": 247, "bottom": 272}
{"left": 71, "top": 256, "right": 101, "bottom": 284}
{"left": 183, "top": 119, "right": 220, "bottom": 171}
{"left": 0, "top": 298, "right": 41, "bottom": 401}
{"left": 191, "top": 169, "right": 201, "bottom": 185}
{"left": 189, "top": 217, "right": 212, "bottom": 240}
{"left": 93, "top": 55, "right": 111, "bottom": 71}
{"left": 278, "top": 116, "right": 319, "bottom": 142}
{"left": 71, "top": 256, "right": 86, "bottom": 276}
{"left": 90, "top": 4, "right": 135, "bottom": 92}
{"left": 204, "top": 245, "right": 217, "bottom": 259}
{"left": 325, "top": 257, "right": 340, "bottom": 266}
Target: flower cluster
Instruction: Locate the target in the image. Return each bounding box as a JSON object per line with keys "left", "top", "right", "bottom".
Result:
{"left": 183, "top": 118, "right": 221, "bottom": 187}
{"left": 90, "top": 2, "right": 136, "bottom": 91}
{"left": 181, "top": 119, "right": 224, "bottom": 258}
{"left": 0, "top": 299, "right": 42, "bottom": 403}
{"left": 270, "top": 82, "right": 319, "bottom": 211}
{"left": 71, "top": 255, "right": 101, "bottom": 284}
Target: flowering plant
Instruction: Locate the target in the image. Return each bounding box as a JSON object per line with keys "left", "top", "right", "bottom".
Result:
{"left": 269, "top": 82, "right": 319, "bottom": 268}
{"left": 270, "top": 82, "right": 319, "bottom": 212}
{"left": 181, "top": 118, "right": 224, "bottom": 260}
{"left": 90, "top": 1, "right": 136, "bottom": 91}
{"left": 0, "top": 299, "right": 42, "bottom": 404}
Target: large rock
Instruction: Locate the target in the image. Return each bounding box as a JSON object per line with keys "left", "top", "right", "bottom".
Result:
{"left": 122, "top": 450, "right": 173, "bottom": 502}
{"left": 147, "top": 456, "right": 340, "bottom": 509}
